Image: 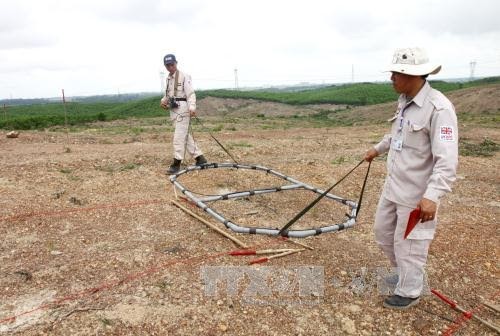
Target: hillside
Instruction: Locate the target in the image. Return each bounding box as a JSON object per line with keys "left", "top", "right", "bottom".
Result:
{"left": 1, "top": 79, "right": 499, "bottom": 130}
{"left": 196, "top": 84, "right": 500, "bottom": 126}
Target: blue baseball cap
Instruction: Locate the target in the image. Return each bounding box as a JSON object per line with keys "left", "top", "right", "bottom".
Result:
{"left": 163, "top": 54, "right": 177, "bottom": 65}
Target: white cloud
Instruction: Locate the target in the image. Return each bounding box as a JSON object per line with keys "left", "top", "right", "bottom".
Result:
{"left": 1, "top": 0, "right": 499, "bottom": 99}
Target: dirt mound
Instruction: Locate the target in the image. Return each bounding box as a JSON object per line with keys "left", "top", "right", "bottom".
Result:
{"left": 447, "top": 83, "right": 500, "bottom": 115}
{"left": 197, "top": 84, "right": 500, "bottom": 124}
{"left": 197, "top": 96, "right": 346, "bottom": 117}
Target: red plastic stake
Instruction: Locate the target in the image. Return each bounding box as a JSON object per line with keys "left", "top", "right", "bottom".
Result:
{"left": 432, "top": 289, "right": 500, "bottom": 333}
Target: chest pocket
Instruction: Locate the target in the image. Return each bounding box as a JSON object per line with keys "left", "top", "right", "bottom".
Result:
{"left": 388, "top": 115, "right": 398, "bottom": 134}
{"left": 405, "top": 124, "right": 429, "bottom": 150}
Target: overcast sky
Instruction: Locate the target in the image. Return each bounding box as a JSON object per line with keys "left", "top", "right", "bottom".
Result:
{"left": 1, "top": 0, "right": 499, "bottom": 99}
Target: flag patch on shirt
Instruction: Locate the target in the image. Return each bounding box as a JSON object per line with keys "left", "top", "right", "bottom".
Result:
{"left": 440, "top": 126, "right": 455, "bottom": 141}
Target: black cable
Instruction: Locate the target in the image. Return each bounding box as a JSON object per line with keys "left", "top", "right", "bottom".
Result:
{"left": 192, "top": 115, "right": 239, "bottom": 164}
{"left": 278, "top": 159, "right": 366, "bottom": 235}
{"left": 354, "top": 160, "right": 371, "bottom": 219}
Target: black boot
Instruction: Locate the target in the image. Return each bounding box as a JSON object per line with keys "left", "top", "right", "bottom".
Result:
{"left": 383, "top": 295, "right": 420, "bottom": 310}
{"left": 166, "top": 159, "right": 181, "bottom": 175}
{"left": 195, "top": 155, "right": 207, "bottom": 166}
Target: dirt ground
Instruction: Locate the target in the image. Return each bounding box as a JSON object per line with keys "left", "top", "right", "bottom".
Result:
{"left": 0, "top": 98, "right": 499, "bottom": 335}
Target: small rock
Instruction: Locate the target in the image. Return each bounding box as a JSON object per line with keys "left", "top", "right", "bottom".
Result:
{"left": 6, "top": 131, "right": 19, "bottom": 138}
{"left": 14, "top": 270, "right": 32, "bottom": 281}
{"left": 53, "top": 190, "right": 66, "bottom": 199}
{"left": 347, "top": 304, "right": 361, "bottom": 313}
{"left": 51, "top": 250, "right": 63, "bottom": 256}
{"left": 341, "top": 317, "right": 357, "bottom": 335}
{"left": 218, "top": 324, "right": 228, "bottom": 332}
{"left": 412, "top": 317, "right": 431, "bottom": 332}
{"left": 69, "top": 197, "right": 83, "bottom": 205}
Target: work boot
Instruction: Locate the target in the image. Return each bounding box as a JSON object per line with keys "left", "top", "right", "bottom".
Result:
{"left": 166, "top": 159, "right": 181, "bottom": 175}
{"left": 195, "top": 155, "right": 207, "bottom": 166}
{"left": 383, "top": 295, "right": 420, "bottom": 310}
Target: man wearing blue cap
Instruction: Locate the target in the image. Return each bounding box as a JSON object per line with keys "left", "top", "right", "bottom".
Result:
{"left": 161, "top": 54, "right": 207, "bottom": 174}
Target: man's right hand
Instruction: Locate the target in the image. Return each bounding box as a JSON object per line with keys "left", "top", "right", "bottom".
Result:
{"left": 364, "top": 148, "right": 379, "bottom": 162}
{"left": 160, "top": 98, "right": 168, "bottom": 110}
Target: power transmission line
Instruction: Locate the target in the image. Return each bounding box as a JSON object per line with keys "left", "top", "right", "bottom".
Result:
{"left": 234, "top": 68, "right": 239, "bottom": 90}
{"left": 469, "top": 61, "right": 477, "bottom": 80}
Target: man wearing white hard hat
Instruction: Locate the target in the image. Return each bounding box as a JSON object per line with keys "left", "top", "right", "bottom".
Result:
{"left": 364, "top": 47, "right": 458, "bottom": 309}
{"left": 161, "top": 54, "right": 207, "bottom": 175}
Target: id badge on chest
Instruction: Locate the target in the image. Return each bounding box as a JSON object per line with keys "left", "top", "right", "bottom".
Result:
{"left": 392, "top": 137, "right": 403, "bottom": 151}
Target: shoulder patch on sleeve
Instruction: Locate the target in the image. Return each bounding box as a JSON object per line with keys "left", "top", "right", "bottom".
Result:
{"left": 439, "top": 126, "right": 455, "bottom": 142}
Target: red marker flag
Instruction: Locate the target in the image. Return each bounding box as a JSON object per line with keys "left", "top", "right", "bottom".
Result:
{"left": 404, "top": 208, "right": 421, "bottom": 239}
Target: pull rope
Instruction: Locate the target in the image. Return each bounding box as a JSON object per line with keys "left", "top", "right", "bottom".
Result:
{"left": 355, "top": 160, "right": 371, "bottom": 218}
{"left": 192, "top": 115, "right": 239, "bottom": 164}
{"left": 278, "top": 159, "right": 370, "bottom": 236}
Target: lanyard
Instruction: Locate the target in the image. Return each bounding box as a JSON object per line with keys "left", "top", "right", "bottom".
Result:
{"left": 166, "top": 71, "right": 180, "bottom": 98}
{"left": 398, "top": 101, "right": 413, "bottom": 133}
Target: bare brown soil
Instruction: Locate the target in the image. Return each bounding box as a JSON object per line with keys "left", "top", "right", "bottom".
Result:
{"left": 0, "top": 91, "right": 499, "bottom": 335}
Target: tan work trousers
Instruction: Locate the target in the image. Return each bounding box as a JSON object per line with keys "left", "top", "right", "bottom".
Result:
{"left": 170, "top": 102, "right": 203, "bottom": 161}
{"left": 374, "top": 197, "right": 435, "bottom": 298}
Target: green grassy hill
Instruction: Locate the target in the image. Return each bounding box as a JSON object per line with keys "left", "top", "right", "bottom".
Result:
{"left": 198, "top": 77, "right": 500, "bottom": 105}
{"left": 1, "top": 76, "right": 499, "bottom": 130}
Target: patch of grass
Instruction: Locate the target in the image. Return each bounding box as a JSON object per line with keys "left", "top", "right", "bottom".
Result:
{"left": 95, "top": 165, "right": 115, "bottom": 174}
{"left": 59, "top": 168, "right": 72, "bottom": 174}
{"left": 131, "top": 127, "right": 144, "bottom": 135}
{"left": 260, "top": 124, "right": 277, "bottom": 130}
{"left": 228, "top": 141, "right": 253, "bottom": 148}
{"left": 211, "top": 124, "right": 223, "bottom": 132}
{"left": 100, "top": 318, "right": 112, "bottom": 326}
{"left": 460, "top": 138, "right": 499, "bottom": 157}
{"left": 120, "top": 163, "right": 141, "bottom": 171}
{"left": 46, "top": 241, "right": 55, "bottom": 251}
{"left": 331, "top": 156, "right": 346, "bottom": 165}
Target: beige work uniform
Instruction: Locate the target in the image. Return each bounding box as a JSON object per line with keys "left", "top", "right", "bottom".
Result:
{"left": 373, "top": 81, "right": 458, "bottom": 298}
{"left": 161, "top": 70, "right": 203, "bottom": 161}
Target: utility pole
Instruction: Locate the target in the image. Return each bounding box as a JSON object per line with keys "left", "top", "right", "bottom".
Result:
{"left": 469, "top": 61, "right": 476, "bottom": 81}
{"left": 351, "top": 64, "right": 354, "bottom": 83}
{"left": 234, "top": 68, "right": 239, "bottom": 90}
{"left": 160, "top": 70, "right": 166, "bottom": 93}
{"left": 62, "top": 89, "right": 70, "bottom": 151}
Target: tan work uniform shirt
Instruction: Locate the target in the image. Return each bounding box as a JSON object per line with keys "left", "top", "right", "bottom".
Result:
{"left": 374, "top": 81, "right": 458, "bottom": 208}
{"left": 163, "top": 70, "right": 196, "bottom": 112}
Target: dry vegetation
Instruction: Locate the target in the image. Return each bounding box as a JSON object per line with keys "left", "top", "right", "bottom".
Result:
{"left": 0, "top": 86, "right": 499, "bottom": 335}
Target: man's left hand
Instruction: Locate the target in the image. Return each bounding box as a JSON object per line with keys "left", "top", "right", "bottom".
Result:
{"left": 417, "top": 198, "right": 437, "bottom": 222}
{"left": 189, "top": 110, "right": 196, "bottom": 117}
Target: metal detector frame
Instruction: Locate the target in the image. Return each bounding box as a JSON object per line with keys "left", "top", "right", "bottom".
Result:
{"left": 169, "top": 163, "right": 358, "bottom": 238}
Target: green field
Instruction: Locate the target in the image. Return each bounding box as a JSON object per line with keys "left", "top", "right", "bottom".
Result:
{"left": 1, "top": 76, "right": 499, "bottom": 130}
